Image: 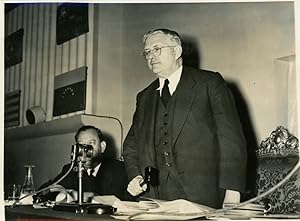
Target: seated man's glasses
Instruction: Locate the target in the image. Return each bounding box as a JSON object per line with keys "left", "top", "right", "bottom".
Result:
{"left": 142, "top": 46, "right": 176, "bottom": 60}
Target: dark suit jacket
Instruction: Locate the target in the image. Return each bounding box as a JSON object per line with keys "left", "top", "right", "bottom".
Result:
{"left": 37, "top": 159, "right": 132, "bottom": 201}
{"left": 123, "top": 66, "right": 247, "bottom": 208}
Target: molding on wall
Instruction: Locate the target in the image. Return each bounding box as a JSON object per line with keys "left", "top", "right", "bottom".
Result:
{"left": 5, "top": 115, "right": 84, "bottom": 140}
{"left": 4, "top": 114, "right": 123, "bottom": 144}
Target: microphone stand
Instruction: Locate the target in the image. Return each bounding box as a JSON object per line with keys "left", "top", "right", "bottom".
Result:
{"left": 72, "top": 151, "right": 88, "bottom": 213}
{"left": 52, "top": 145, "right": 89, "bottom": 213}
{"left": 78, "top": 160, "right": 84, "bottom": 206}
{"left": 53, "top": 144, "right": 115, "bottom": 214}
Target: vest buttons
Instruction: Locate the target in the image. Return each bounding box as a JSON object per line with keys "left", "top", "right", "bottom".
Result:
{"left": 164, "top": 152, "right": 169, "bottom": 156}
{"left": 165, "top": 163, "right": 170, "bottom": 167}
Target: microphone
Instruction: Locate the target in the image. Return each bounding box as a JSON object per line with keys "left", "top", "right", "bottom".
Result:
{"left": 70, "top": 144, "right": 94, "bottom": 162}
{"left": 70, "top": 145, "right": 78, "bottom": 162}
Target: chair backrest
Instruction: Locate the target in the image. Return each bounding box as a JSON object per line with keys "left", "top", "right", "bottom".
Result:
{"left": 256, "top": 126, "right": 299, "bottom": 213}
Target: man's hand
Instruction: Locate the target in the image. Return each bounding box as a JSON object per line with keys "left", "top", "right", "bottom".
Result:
{"left": 55, "top": 189, "right": 95, "bottom": 203}
{"left": 127, "top": 175, "right": 147, "bottom": 196}
{"left": 71, "top": 191, "right": 95, "bottom": 202}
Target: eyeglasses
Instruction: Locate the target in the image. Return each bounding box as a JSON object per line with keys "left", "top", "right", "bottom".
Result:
{"left": 142, "top": 46, "right": 176, "bottom": 60}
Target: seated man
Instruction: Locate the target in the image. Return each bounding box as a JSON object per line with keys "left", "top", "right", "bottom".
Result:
{"left": 36, "top": 125, "right": 132, "bottom": 202}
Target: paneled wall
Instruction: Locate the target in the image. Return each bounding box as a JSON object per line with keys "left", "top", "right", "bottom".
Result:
{"left": 5, "top": 3, "right": 95, "bottom": 126}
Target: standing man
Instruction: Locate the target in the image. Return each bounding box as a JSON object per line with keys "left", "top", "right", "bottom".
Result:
{"left": 123, "top": 28, "right": 247, "bottom": 208}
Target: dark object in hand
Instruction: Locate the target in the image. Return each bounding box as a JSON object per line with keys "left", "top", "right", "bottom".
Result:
{"left": 144, "top": 166, "right": 159, "bottom": 186}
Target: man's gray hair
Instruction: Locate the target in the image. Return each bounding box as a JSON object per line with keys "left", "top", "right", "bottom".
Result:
{"left": 143, "top": 28, "right": 182, "bottom": 46}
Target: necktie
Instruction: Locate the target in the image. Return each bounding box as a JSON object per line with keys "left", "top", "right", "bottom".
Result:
{"left": 88, "top": 168, "right": 95, "bottom": 177}
{"left": 161, "top": 79, "right": 171, "bottom": 107}
{"left": 85, "top": 169, "right": 95, "bottom": 193}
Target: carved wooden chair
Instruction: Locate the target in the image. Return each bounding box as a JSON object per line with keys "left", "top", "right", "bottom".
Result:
{"left": 256, "top": 126, "right": 299, "bottom": 213}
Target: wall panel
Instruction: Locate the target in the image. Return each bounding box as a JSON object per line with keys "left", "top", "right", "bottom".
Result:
{"left": 23, "top": 5, "right": 30, "bottom": 125}
{"left": 35, "top": 5, "right": 43, "bottom": 106}
{"left": 5, "top": 3, "right": 94, "bottom": 126}
{"left": 85, "top": 4, "right": 94, "bottom": 114}
{"left": 29, "top": 5, "right": 38, "bottom": 107}
{"left": 46, "top": 4, "right": 57, "bottom": 121}
{"left": 6, "top": 9, "right": 14, "bottom": 93}
{"left": 61, "top": 41, "right": 70, "bottom": 73}
{"left": 28, "top": 5, "right": 35, "bottom": 110}
{"left": 69, "top": 38, "right": 78, "bottom": 71}
{"left": 16, "top": 6, "right": 24, "bottom": 124}
{"left": 13, "top": 8, "right": 20, "bottom": 91}
{"left": 77, "top": 35, "right": 87, "bottom": 69}
{"left": 41, "top": 5, "right": 50, "bottom": 111}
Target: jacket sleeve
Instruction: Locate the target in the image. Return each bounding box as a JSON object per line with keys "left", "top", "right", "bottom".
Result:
{"left": 35, "top": 164, "right": 73, "bottom": 201}
{"left": 38, "top": 164, "right": 72, "bottom": 189}
{"left": 116, "top": 161, "right": 138, "bottom": 201}
{"left": 209, "top": 73, "right": 247, "bottom": 192}
{"left": 123, "top": 94, "right": 143, "bottom": 181}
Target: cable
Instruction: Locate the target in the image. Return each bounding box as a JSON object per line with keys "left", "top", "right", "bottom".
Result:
{"left": 127, "top": 158, "right": 300, "bottom": 220}
{"left": 83, "top": 114, "right": 124, "bottom": 154}
{"left": 11, "top": 160, "right": 75, "bottom": 207}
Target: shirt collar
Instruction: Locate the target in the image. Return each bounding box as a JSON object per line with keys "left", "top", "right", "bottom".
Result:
{"left": 157, "top": 65, "right": 183, "bottom": 96}
{"left": 87, "top": 163, "right": 101, "bottom": 177}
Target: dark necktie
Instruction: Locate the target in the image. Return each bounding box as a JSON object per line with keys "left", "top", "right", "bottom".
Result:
{"left": 88, "top": 168, "right": 95, "bottom": 177}
{"left": 161, "top": 79, "right": 171, "bottom": 107}
{"left": 84, "top": 169, "right": 95, "bottom": 193}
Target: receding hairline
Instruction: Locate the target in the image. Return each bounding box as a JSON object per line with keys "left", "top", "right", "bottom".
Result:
{"left": 143, "top": 29, "right": 182, "bottom": 46}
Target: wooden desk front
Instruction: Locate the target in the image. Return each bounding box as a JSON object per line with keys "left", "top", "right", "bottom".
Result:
{"left": 5, "top": 205, "right": 115, "bottom": 221}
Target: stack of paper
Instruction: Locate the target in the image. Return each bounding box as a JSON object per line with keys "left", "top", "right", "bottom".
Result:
{"left": 113, "top": 199, "right": 159, "bottom": 214}
{"left": 112, "top": 198, "right": 214, "bottom": 220}
{"left": 92, "top": 195, "right": 121, "bottom": 206}
{"left": 219, "top": 203, "right": 265, "bottom": 219}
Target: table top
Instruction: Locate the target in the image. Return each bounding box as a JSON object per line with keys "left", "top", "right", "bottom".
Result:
{"left": 6, "top": 204, "right": 300, "bottom": 221}
{"left": 5, "top": 205, "right": 116, "bottom": 221}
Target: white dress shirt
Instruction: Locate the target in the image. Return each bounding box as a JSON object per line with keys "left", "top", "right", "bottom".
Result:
{"left": 87, "top": 163, "right": 101, "bottom": 177}
{"left": 157, "top": 66, "right": 183, "bottom": 96}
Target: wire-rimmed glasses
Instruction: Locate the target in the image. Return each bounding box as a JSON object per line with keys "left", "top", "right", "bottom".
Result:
{"left": 142, "top": 46, "right": 176, "bottom": 60}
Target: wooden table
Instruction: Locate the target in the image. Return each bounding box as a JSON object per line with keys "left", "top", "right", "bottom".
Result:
{"left": 7, "top": 204, "right": 300, "bottom": 221}
{"left": 5, "top": 205, "right": 115, "bottom": 221}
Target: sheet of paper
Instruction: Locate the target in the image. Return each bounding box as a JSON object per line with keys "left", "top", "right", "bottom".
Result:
{"left": 111, "top": 213, "right": 208, "bottom": 220}
{"left": 111, "top": 198, "right": 214, "bottom": 220}
{"left": 113, "top": 199, "right": 159, "bottom": 214}
{"left": 92, "top": 195, "right": 120, "bottom": 206}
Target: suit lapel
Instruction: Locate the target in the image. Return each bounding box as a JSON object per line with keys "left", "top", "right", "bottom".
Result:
{"left": 142, "top": 80, "right": 159, "bottom": 166}
{"left": 172, "top": 67, "right": 197, "bottom": 148}
{"left": 95, "top": 161, "right": 111, "bottom": 192}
